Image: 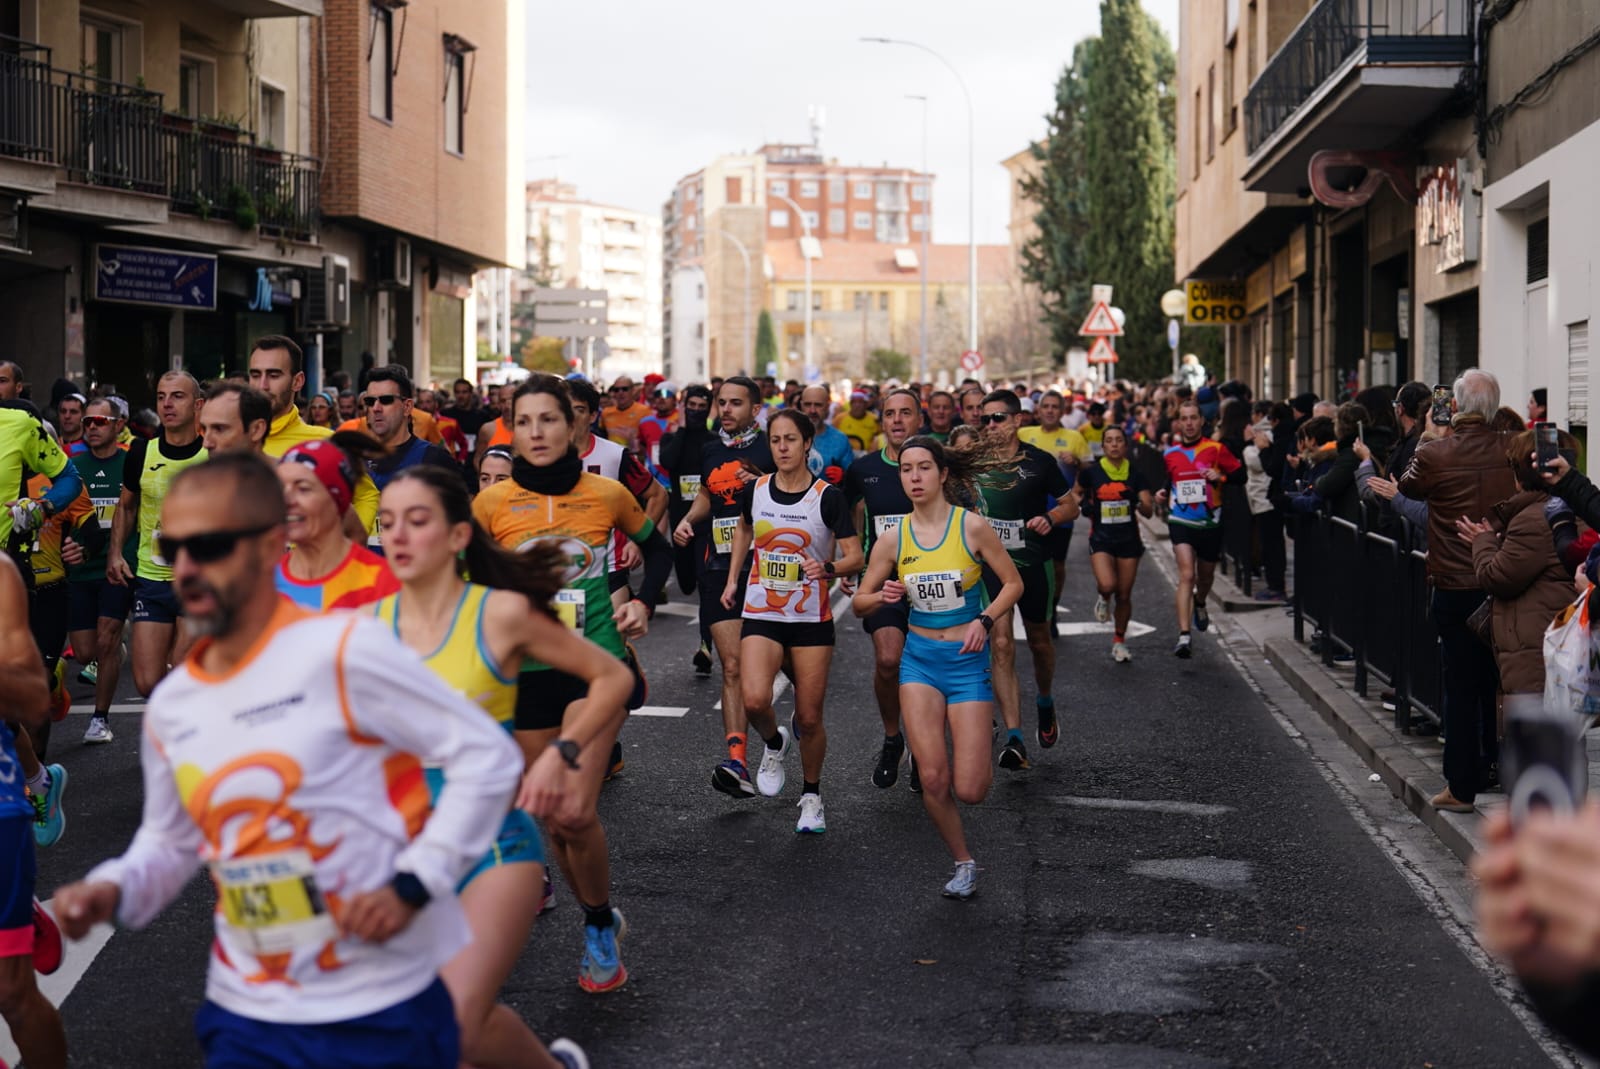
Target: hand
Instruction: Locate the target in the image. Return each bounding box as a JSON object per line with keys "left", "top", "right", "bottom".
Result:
{"left": 1367, "top": 476, "right": 1399, "bottom": 502}
{"left": 720, "top": 582, "right": 738, "bottom": 610}
{"left": 1513, "top": 801, "right": 1600, "bottom": 980}
{"left": 62, "top": 535, "right": 85, "bottom": 566}
{"left": 1203, "top": 466, "right": 1222, "bottom": 483}
{"left": 1252, "top": 432, "right": 1272, "bottom": 450}
{"left": 515, "top": 745, "right": 570, "bottom": 818}
{"left": 880, "top": 579, "right": 905, "bottom": 605}
{"left": 959, "top": 618, "right": 990, "bottom": 654}
{"left": 615, "top": 599, "right": 648, "bottom": 638}
{"left": 1026, "top": 515, "right": 1053, "bottom": 536}
{"left": 1352, "top": 440, "right": 1372, "bottom": 463}
{"left": 1286, "top": 454, "right": 1302, "bottom": 470}
{"left": 106, "top": 555, "right": 133, "bottom": 587}
{"left": 6, "top": 498, "right": 45, "bottom": 534}
{"left": 801, "top": 559, "right": 829, "bottom": 581}
{"left": 341, "top": 885, "right": 419, "bottom": 944}
{"left": 838, "top": 575, "right": 858, "bottom": 596}
{"left": 1155, "top": 489, "right": 1170, "bottom": 506}
{"left": 1473, "top": 811, "right": 1560, "bottom": 981}
{"left": 1456, "top": 515, "right": 1494, "bottom": 542}
{"left": 616, "top": 539, "right": 642, "bottom": 571}
{"left": 1540, "top": 453, "right": 1572, "bottom": 487}
{"left": 672, "top": 518, "right": 694, "bottom": 546}
{"left": 52, "top": 880, "right": 120, "bottom": 939}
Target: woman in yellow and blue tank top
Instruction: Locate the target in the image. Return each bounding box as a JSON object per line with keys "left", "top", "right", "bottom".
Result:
{"left": 375, "top": 465, "right": 633, "bottom": 1063}
{"left": 853, "top": 435, "right": 1022, "bottom": 901}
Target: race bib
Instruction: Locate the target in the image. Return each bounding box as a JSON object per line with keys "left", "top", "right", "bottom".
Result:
{"left": 678, "top": 475, "right": 702, "bottom": 502}
{"left": 873, "top": 514, "right": 905, "bottom": 539}
{"left": 712, "top": 516, "right": 738, "bottom": 555}
{"left": 367, "top": 528, "right": 384, "bottom": 550}
{"left": 1174, "top": 478, "right": 1208, "bottom": 506}
{"left": 988, "top": 517, "right": 1025, "bottom": 548}
{"left": 213, "top": 849, "right": 336, "bottom": 956}
{"left": 1100, "top": 500, "right": 1132, "bottom": 525}
{"left": 905, "top": 570, "right": 964, "bottom": 614}
{"left": 1089, "top": 441, "right": 1104, "bottom": 459}
{"left": 554, "top": 588, "right": 586, "bottom": 632}
{"left": 92, "top": 496, "right": 117, "bottom": 530}
{"left": 758, "top": 550, "right": 805, "bottom": 592}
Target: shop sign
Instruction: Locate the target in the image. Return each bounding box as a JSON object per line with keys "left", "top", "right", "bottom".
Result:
{"left": 1417, "top": 159, "right": 1480, "bottom": 273}
{"left": 1184, "top": 279, "right": 1248, "bottom": 325}
{"left": 93, "top": 244, "right": 217, "bottom": 310}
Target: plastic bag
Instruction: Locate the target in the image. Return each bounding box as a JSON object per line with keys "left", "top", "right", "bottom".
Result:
{"left": 1543, "top": 589, "right": 1600, "bottom": 719}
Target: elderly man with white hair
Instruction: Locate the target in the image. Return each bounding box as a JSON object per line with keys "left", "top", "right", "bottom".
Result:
{"left": 1398, "top": 369, "right": 1518, "bottom": 814}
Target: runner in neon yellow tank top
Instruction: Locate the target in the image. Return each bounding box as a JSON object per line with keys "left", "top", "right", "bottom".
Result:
{"left": 377, "top": 465, "right": 630, "bottom": 1062}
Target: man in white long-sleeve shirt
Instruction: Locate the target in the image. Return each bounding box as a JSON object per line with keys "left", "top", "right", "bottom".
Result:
{"left": 53, "top": 452, "right": 523, "bottom": 1069}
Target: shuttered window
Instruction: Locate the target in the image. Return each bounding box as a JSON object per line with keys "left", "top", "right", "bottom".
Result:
{"left": 1570, "top": 321, "right": 1589, "bottom": 426}
{"left": 1527, "top": 217, "right": 1549, "bottom": 284}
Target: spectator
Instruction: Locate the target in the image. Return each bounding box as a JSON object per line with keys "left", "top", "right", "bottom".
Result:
{"left": 1283, "top": 416, "right": 1337, "bottom": 513}
{"left": 1493, "top": 406, "right": 1528, "bottom": 434}
{"left": 1397, "top": 369, "right": 1518, "bottom": 814}
{"left": 1528, "top": 387, "right": 1548, "bottom": 424}
{"left": 1178, "top": 352, "right": 1208, "bottom": 391}
{"left": 1244, "top": 415, "right": 1286, "bottom": 600}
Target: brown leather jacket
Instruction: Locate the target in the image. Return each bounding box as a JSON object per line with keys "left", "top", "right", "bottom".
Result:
{"left": 1470, "top": 490, "right": 1576, "bottom": 693}
{"left": 1397, "top": 416, "right": 1517, "bottom": 590}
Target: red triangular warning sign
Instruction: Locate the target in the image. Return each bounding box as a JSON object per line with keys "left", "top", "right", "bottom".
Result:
{"left": 1086, "top": 336, "right": 1118, "bottom": 364}
{"left": 1079, "top": 302, "right": 1123, "bottom": 336}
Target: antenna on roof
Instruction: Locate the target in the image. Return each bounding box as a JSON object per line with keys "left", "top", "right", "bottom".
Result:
{"left": 808, "top": 105, "right": 825, "bottom": 152}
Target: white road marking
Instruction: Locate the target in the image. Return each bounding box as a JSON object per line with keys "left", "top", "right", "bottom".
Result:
{"left": 1051, "top": 795, "right": 1234, "bottom": 818}
{"left": 64, "top": 702, "right": 145, "bottom": 716}
{"left": 0, "top": 903, "right": 116, "bottom": 1067}
{"left": 652, "top": 601, "right": 699, "bottom": 619}
{"left": 631, "top": 706, "right": 690, "bottom": 718}
{"left": 1012, "top": 615, "right": 1155, "bottom": 640}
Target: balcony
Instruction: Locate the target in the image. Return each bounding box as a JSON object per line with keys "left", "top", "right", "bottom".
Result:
{"left": 1242, "top": 0, "right": 1474, "bottom": 193}
{"left": 162, "top": 119, "right": 320, "bottom": 240}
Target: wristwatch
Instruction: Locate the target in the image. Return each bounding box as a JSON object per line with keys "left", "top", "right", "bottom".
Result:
{"left": 550, "top": 738, "right": 582, "bottom": 770}
{"left": 389, "top": 870, "right": 431, "bottom": 908}
{"left": 978, "top": 614, "right": 995, "bottom": 632}
{"left": 823, "top": 560, "right": 836, "bottom": 577}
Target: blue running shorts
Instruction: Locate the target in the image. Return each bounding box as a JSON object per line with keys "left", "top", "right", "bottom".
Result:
{"left": 458, "top": 809, "right": 546, "bottom": 892}
{"left": 900, "top": 630, "right": 994, "bottom": 705}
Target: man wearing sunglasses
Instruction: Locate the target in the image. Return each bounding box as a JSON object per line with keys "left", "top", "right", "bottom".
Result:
{"left": 602, "top": 377, "right": 650, "bottom": 453}
{"left": 53, "top": 452, "right": 524, "bottom": 1069}
{"left": 356, "top": 368, "right": 457, "bottom": 494}
{"left": 106, "top": 370, "right": 208, "bottom": 698}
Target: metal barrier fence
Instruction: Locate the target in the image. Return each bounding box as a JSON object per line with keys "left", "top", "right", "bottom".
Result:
{"left": 1290, "top": 505, "right": 1442, "bottom": 733}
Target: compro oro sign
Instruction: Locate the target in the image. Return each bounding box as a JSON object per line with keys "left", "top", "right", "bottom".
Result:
{"left": 1183, "top": 280, "right": 1247, "bottom": 326}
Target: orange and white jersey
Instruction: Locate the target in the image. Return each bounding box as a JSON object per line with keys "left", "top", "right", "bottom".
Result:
{"left": 86, "top": 599, "right": 522, "bottom": 1025}
{"left": 742, "top": 474, "right": 837, "bottom": 624}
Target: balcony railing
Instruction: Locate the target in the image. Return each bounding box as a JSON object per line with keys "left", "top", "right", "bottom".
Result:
{"left": 161, "top": 121, "right": 320, "bottom": 240}
{"left": 1244, "top": 0, "right": 1475, "bottom": 155}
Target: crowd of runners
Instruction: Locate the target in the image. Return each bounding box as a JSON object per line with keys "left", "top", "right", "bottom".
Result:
{"left": 0, "top": 347, "right": 1251, "bottom": 1068}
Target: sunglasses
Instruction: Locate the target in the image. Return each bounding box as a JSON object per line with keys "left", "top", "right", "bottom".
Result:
{"left": 362, "top": 394, "right": 403, "bottom": 408}
{"left": 980, "top": 413, "right": 1011, "bottom": 425}
{"left": 157, "top": 523, "right": 277, "bottom": 565}
{"left": 609, "top": 386, "right": 632, "bottom": 394}
{"left": 83, "top": 415, "right": 115, "bottom": 427}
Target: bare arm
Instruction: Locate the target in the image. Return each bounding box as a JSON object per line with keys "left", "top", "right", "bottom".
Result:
{"left": 0, "top": 557, "right": 49, "bottom": 722}
{"left": 640, "top": 478, "right": 668, "bottom": 528}
{"left": 851, "top": 529, "right": 901, "bottom": 618}
{"left": 722, "top": 516, "right": 752, "bottom": 607}
{"left": 673, "top": 485, "right": 711, "bottom": 543}
{"left": 106, "top": 486, "right": 137, "bottom": 584}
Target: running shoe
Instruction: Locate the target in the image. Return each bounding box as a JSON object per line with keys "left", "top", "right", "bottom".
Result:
{"left": 540, "top": 873, "right": 556, "bottom": 915}
{"left": 1254, "top": 589, "right": 1286, "bottom": 602}
{"left": 711, "top": 759, "right": 755, "bottom": 798}
{"left": 49, "top": 659, "right": 69, "bottom": 722}
{"left": 908, "top": 753, "right": 922, "bottom": 794}
{"left": 873, "top": 734, "right": 905, "bottom": 789}
{"left": 83, "top": 716, "right": 113, "bottom": 744}
{"left": 77, "top": 661, "right": 98, "bottom": 686}
{"left": 606, "top": 740, "right": 624, "bottom": 781}
{"left": 1037, "top": 699, "right": 1058, "bottom": 749}
{"left": 998, "top": 738, "right": 1029, "bottom": 771}
{"left": 1174, "top": 633, "right": 1193, "bottom": 659}
{"left": 578, "top": 908, "right": 628, "bottom": 994}
{"left": 1194, "top": 604, "right": 1210, "bottom": 632}
{"left": 549, "top": 1038, "right": 591, "bottom": 1069}
{"left": 32, "top": 764, "right": 67, "bottom": 847}
{"left": 692, "top": 642, "right": 713, "bottom": 676}
{"left": 755, "top": 725, "right": 791, "bottom": 797}
{"left": 942, "top": 860, "right": 979, "bottom": 900}
{"left": 795, "top": 793, "right": 826, "bottom": 834}
{"left": 1094, "top": 595, "right": 1110, "bottom": 623}
{"left": 1112, "top": 641, "right": 1133, "bottom": 664}
{"left": 31, "top": 899, "right": 62, "bottom": 975}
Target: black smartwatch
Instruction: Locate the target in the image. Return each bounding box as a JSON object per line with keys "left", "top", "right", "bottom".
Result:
{"left": 823, "top": 560, "right": 836, "bottom": 577}
{"left": 550, "top": 738, "right": 582, "bottom": 770}
{"left": 390, "top": 870, "right": 431, "bottom": 908}
{"left": 978, "top": 614, "right": 995, "bottom": 632}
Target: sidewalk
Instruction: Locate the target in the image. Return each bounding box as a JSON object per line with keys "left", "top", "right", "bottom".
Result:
{"left": 1140, "top": 518, "right": 1600, "bottom": 867}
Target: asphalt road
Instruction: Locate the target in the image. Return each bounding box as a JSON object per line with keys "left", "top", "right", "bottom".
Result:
{"left": 20, "top": 539, "right": 1570, "bottom": 1068}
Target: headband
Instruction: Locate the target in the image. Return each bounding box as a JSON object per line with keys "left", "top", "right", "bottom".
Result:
{"left": 281, "top": 439, "right": 357, "bottom": 516}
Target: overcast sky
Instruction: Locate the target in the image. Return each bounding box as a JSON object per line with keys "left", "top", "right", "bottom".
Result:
{"left": 523, "top": 1, "right": 1180, "bottom": 248}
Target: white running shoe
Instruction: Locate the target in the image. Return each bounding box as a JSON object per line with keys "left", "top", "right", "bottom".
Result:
{"left": 795, "top": 793, "right": 826, "bottom": 834}
{"left": 942, "top": 860, "right": 978, "bottom": 899}
{"left": 549, "top": 1038, "right": 590, "bottom": 1069}
{"left": 1112, "top": 641, "right": 1132, "bottom": 663}
{"left": 1094, "top": 595, "right": 1110, "bottom": 623}
{"left": 756, "top": 725, "right": 791, "bottom": 797}
{"left": 83, "top": 717, "right": 114, "bottom": 744}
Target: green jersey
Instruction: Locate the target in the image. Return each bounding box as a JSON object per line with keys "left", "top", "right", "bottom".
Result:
{"left": 69, "top": 446, "right": 136, "bottom": 580}
{"left": 122, "top": 435, "right": 208, "bottom": 581}
{"left": 975, "top": 442, "right": 1071, "bottom": 566}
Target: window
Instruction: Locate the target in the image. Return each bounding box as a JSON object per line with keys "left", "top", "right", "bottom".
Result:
{"left": 829, "top": 177, "right": 845, "bottom": 200}
{"left": 912, "top": 183, "right": 928, "bottom": 201}
{"left": 726, "top": 176, "right": 742, "bottom": 202}
{"left": 259, "top": 83, "right": 286, "bottom": 148}
{"left": 770, "top": 180, "right": 789, "bottom": 197}
{"left": 828, "top": 208, "right": 844, "bottom": 234}
{"left": 854, "top": 291, "right": 869, "bottom": 311}
{"left": 786, "top": 291, "right": 802, "bottom": 311}
{"left": 769, "top": 209, "right": 789, "bottom": 228}
{"left": 802, "top": 211, "right": 819, "bottom": 230}
{"left": 1246, "top": 1, "right": 1259, "bottom": 82}
{"left": 853, "top": 211, "right": 871, "bottom": 230}
{"left": 178, "top": 57, "right": 216, "bottom": 118}
{"left": 912, "top": 214, "right": 927, "bottom": 233}
{"left": 1192, "top": 89, "right": 1202, "bottom": 178}
{"left": 879, "top": 292, "right": 889, "bottom": 312}
{"left": 812, "top": 292, "right": 824, "bottom": 311}
{"left": 80, "top": 16, "right": 124, "bottom": 84}
{"left": 800, "top": 180, "right": 818, "bottom": 198}
{"left": 854, "top": 181, "right": 871, "bottom": 198}
{"left": 1527, "top": 217, "right": 1549, "bottom": 283}
{"left": 1222, "top": 44, "right": 1237, "bottom": 139}
{"left": 444, "top": 48, "right": 465, "bottom": 154}
{"left": 1206, "top": 64, "right": 1215, "bottom": 162}
{"left": 369, "top": 4, "right": 393, "bottom": 121}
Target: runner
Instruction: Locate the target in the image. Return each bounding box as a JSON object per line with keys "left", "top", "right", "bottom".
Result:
{"left": 55, "top": 393, "right": 87, "bottom": 458}
{"left": 1159, "top": 399, "right": 1244, "bottom": 658}
{"left": 925, "top": 391, "right": 957, "bottom": 442}
{"left": 1077, "top": 424, "right": 1154, "bottom": 663}
{"left": 478, "top": 445, "right": 514, "bottom": 491}
{"left": 798, "top": 385, "right": 854, "bottom": 485}
{"left": 199, "top": 381, "right": 271, "bottom": 454}
{"left": 275, "top": 435, "right": 401, "bottom": 612}
{"left": 378, "top": 466, "right": 621, "bottom": 1065}
{"left": 53, "top": 452, "right": 527, "bottom": 1069}
{"left": 852, "top": 436, "right": 1022, "bottom": 898}
{"left": 473, "top": 375, "right": 673, "bottom": 995}
{"left": 720, "top": 409, "right": 862, "bottom": 832}
{"left": 832, "top": 390, "right": 880, "bottom": 455}
{"left": 975, "top": 390, "right": 1078, "bottom": 768}
{"left": 356, "top": 367, "right": 458, "bottom": 493}
{"left": 0, "top": 552, "right": 64, "bottom": 1069}
{"left": 658, "top": 384, "right": 716, "bottom": 674}
{"left": 67, "top": 397, "right": 134, "bottom": 743}
{"left": 106, "top": 370, "right": 209, "bottom": 696}
{"left": 844, "top": 387, "right": 920, "bottom": 789}
{"left": 1018, "top": 389, "right": 1091, "bottom": 628}
{"left": 636, "top": 382, "right": 680, "bottom": 489}
{"left": 672, "top": 377, "right": 777, "bottom": 797}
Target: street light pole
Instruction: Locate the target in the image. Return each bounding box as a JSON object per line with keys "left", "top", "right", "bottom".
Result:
{"left": 715, "top": 228, "right": 753, "bottom": 372}
{"left": 907, "top": 93, "right": 930, "bottom": 384}
{"left": 773, "top": 191, "right": 813, "bottom": 372}
{"left": 863, "top": 37, "right": 976, "bottom": 355}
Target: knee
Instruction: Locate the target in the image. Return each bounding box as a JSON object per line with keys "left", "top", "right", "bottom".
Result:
{"left": 874, "top": 651, "right": 898, "bottom": 679}
{"left": 740, "top": 682, "right": 767, "bottom": 715}
{"left": 954, "top": 779, "right": 989, "bottom": 806}
{"left": 917, "top": 763, "right": 952, "bottom": 798}
{"left": 547, "top": 804, "right": 598, "bottom": 841}
{"left": 793, "top": 707, "right": 823, "bottom": 734}
{"left": 0, "top": 973, "right": 34, "bottom": 1020}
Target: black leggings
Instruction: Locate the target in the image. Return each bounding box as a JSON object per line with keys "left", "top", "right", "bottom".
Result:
{"left": 1256, "top": 511, "right": 1287, "bottom": 592}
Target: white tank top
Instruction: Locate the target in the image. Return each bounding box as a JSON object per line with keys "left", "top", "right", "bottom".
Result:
{"left": 582, "top": 435, "right": 630, "bottom": 571}
{"left": 742, "top": 474, "right": 834, "bottom": 624}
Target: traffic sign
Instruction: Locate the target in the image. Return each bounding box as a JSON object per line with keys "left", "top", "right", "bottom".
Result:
{"left": 1079, "top": 302, "right": 1123, "bottom": 337}
{"left": 1167, "top": 319, "right": 1181, "bottom": 348}
{"left": 1086, "top": 337, "right": 1118, "bottom": 364}
{"left": 960, "top": 349, "right": 984, "bottom": 372}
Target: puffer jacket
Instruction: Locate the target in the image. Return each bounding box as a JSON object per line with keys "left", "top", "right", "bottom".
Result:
{"left": 1470, "top": 489, "right": 1576, "bottom": 694}
{"left": 1398, "top": 415, "right": 1518, "bottom": 590}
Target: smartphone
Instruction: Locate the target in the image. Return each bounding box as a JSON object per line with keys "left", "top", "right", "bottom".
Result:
{"left": 1357, "top": 420, "right": 1365, "bottom": 444}
{"left": 1504, "top": 694, "right": 1587, "bottom": 827}
{"left": 1536, "top": 421, "right": 1559, "bottom": 469}
{"left": 1430, "top": 384, "right": 1452, "bottom": 426}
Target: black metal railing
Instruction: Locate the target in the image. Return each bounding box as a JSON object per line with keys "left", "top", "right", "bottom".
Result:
{"left": 0, "top": 35, "right": 54, "bottom": 164}
{"left": 55, "top": 71, "right": 165, "bottom": 194}
{"left": 1244, "top": 0, "right": 1476, "bottom": 154}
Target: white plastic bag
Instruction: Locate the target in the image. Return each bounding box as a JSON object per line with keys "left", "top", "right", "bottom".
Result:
{"left": 1543, "top": 590, "right": 1600, "bottom": 719}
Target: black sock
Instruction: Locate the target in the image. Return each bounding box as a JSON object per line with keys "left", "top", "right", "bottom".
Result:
{"left": 582, "top": 901, "right": 613, "bottom": 930}
{"left": 887, "top": 732, "right": 904, "bottom": 745}
{"left": 1181, "top": 629, "right": 1192, "bottom": 637}
{"left": 92, "top": 709, "right": 109, "bottom": 719}
{"left": 764, "top": 731, "right": 785, "bottom": 751}
{"left": 803, "top": 781, "right": 820, "bottom": 796}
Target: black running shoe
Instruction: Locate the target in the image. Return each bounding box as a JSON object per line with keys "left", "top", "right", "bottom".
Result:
{"left": 1037, "top": 702, "right": 1058, "bottom": 749}
{"left": 606, "top": 740, "right": 624, "bottom": 781}
{"left": 908, "top": 753, "right": 922, "bottom": 793}
{"left": 873, "top": 734, "right": 905, "bottom": 789}
{"left": 692, "top": 642, "right": 713, "bottom": 675}
{"left": 1194, "top": 604, "right": 1210, "bottom": 632}
{"left": 999, "top": 739, "right": 1029, "bottom": 771}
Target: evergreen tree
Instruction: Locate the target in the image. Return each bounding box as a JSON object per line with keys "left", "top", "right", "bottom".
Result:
{"left": 754, "top": 309, "right": 778, "bottom": 373}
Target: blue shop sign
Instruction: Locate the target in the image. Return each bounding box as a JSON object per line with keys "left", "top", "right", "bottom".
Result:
{"left": 93, "top": 244, "right": 218, "bottom": 311}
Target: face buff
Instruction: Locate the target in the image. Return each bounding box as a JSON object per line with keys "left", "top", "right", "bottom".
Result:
{"left": 719, "top": 423, "right": 759, "bottom": 449}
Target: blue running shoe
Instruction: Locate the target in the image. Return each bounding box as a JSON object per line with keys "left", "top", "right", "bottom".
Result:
{"left": 578, "top": 908, "right": 628, "bottom": 993}
{"left": 34, "top": 764, "right": 67, "bottom": 847}
{"left": 711, "top": 759, "right": 755, "bottom": 798}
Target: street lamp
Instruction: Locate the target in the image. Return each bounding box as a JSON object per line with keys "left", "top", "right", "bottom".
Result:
{"left": 907, "top": 93, "right": 930, "bottom": 384}
{"left": 715, "top": 228, "right": 753, "bottom": 373}
{"left": 772, "top": 190, "right": 814, "bottom": 372}
{"left": 862, "top": 36, "right": 977, "bottom": 355}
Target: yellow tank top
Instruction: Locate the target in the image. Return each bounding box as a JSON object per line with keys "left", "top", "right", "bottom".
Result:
{"left": 895, "top": 506, "right": 984, "bottom": 628}
{"left": 373, "top": 583, "right": 517, "bottom": 731}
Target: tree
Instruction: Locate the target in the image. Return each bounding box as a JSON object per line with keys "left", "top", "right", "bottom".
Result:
{"left": 520, "top": 336, "right": 569, "bottom": 375}
{"left": 865, "top": 347, "right": 911, "bottom": 383}
{"left": 754, "top": 309, "right": 778, "bottom": 373}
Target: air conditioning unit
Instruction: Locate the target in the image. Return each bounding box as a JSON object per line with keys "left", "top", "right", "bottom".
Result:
{"left": 302, "top": 254, "right": 350, "bottom": 328}
{"left": 371, "top": 235, "right": 412, "bottom": 289}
